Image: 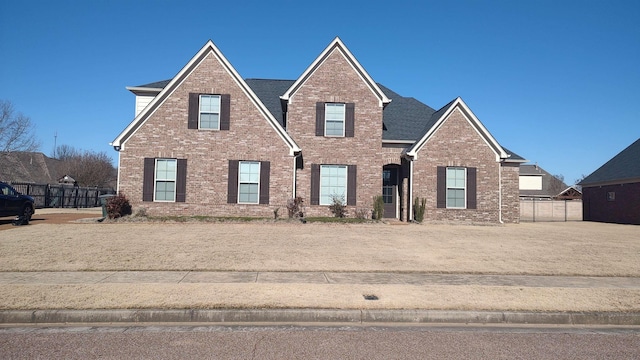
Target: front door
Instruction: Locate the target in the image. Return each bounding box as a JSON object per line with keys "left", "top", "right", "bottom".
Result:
{"left": 382, "top": 166, "right": 398, "bottom": 218}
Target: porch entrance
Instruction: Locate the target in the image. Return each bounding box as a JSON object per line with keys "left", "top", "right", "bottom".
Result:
{"left": 382, "top": 165, "right": 399, "bottom": 218}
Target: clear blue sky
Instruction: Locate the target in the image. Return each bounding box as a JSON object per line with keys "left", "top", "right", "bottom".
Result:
{"left": 1, "top": 0, "right": 638, "bottom": 185}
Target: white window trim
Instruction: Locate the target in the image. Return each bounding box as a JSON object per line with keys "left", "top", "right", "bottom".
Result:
{"left": 324, "top": 103, "right": 345, "bottom": 137}
{"left": 154, "top": 158, "right": 177, "bottom": 202}
{"left": 199, "top": 94, "right": 221, "bottom": 130}
{"left": 319, "top": 164, "right": 348, "bottom": 206}
{"left": 446, "top": 167, "right": 466, "bottom": 209}
{"left": 238, "top": 161, "right": 260, "bottom": 204}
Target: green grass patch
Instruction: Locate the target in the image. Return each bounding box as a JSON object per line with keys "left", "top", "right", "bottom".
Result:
{"left": 303, "top": 217, "right": 373, "bottom": 224}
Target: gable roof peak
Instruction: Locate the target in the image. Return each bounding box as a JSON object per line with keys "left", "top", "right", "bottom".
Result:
{"left": 281, "top": 37, "right": 391, "bottom": 107}
{"left": 406, "top": 96, "right": 509, "bottom": 161}
{"left": 111, "top": 39, "right": 300, "bottom": 154}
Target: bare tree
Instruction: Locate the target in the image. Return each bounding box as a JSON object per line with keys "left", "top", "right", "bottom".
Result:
{"left": 54, "top": 144, "right": 80, "bottom": 160}
{"left": 0, "top": 100, "right": 40, "bottom": 152}
{"left": 56, "top": 145, "right": 117, "bottom": 187}
{"left": 548, "top": 174, "right": 566, "bottom": 198}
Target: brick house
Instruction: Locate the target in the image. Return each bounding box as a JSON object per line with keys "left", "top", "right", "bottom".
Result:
{"left": 111, "top": 38, "right": 525, "bottom": 223}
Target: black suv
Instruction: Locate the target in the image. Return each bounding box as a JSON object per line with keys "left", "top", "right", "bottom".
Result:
{"left": 0, "top": 182, "right": 35, "bottom": 224}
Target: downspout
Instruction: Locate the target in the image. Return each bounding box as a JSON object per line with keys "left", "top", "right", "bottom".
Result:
{"left": 116, "top": 148, "right": 122, "bottom": 194}
{"left": 409, "top": 158, "right": 414, "bottom": 221}
{"left": 292, "top": 152, "right": 301, "bottom": 199}
{"left": 498, "top": 160, "right": 504, "bottom": 224}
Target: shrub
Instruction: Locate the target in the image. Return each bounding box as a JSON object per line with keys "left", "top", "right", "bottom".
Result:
{"left": 287, "top": 196, "right": 304, "bottom": 218}
{"left": 413, "top": 197, "right": 426, "bottom": 223}
{"left": 329, "top": 195, "right": 348, "bottom": 218}
{"left": 372, "top": 195, "right": 384, "bottom": 220}
{"left": 106, "top": 193, "right": 132, "bottom": 219}
{"left": 354, "top": 207, "right": 370, "bottom": 219}
{"left": 133, "top": 207, "right": 147, "bottom": 218}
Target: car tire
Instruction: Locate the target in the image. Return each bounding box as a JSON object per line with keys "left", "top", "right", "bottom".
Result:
{"left": 22, "top": 206, "right": 33, "bottom": 225}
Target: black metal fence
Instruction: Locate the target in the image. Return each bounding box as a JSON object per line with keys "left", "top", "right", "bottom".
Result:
{"left": 8, "top": 182, "right": 115, "bottom": 209}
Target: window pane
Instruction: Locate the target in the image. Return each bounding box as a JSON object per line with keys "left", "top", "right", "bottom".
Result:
{"left": 200, "top": 95, "right": 220, "bottom": 113}
{"left": 155, "top": 181, "right": 175, "bottom": 201}
{"left": 320, "top": 165, "right": 347, "bottom": 205}
{"left": 156, "top": 160, "right": 176, "bottom": 180}
{"left": 447, "top": 189, "right": 465, "bottom": 208}
{"left": 200, "top": 113, "right": 219, "bottom": 129}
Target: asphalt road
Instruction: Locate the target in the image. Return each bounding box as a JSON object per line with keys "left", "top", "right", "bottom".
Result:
{"left": 1, "top": 325, "right": 638, "bottom": 359}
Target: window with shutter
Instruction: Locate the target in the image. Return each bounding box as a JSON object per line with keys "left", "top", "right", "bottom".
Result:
{"left": 188, "top": 93, "right": 230, "bottom": 131}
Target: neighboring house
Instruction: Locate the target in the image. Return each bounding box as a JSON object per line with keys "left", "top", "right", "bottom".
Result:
{"left": 519, "top": 164, "right": 581, "bottom": 200}
{"left": 111, "top": 38, "right": 526, "bottom": 223}
{"left": 579, "top": 138, "right": 640, "bottom": 225}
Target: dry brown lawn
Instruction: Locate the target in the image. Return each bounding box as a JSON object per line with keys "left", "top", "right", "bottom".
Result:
{"left": 0, "top": 220, "right": 638, "bottom": 276}
{"left": 0, "top": 218, "right": 639, "bottom": 312}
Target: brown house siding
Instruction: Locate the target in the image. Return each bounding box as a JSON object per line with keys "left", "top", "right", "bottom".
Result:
{"left": 286, "top": 49, "right": 383, "bottom": 217}
{"left": 583, "top": 182, "right": 640, "bottom": 225}
{"left": 117, "top": 52, "right": 293, "bottom": 217}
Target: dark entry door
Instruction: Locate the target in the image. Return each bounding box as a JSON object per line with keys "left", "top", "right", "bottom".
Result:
{"left": 382, "top": 167, "right": 398, "bottom": 218}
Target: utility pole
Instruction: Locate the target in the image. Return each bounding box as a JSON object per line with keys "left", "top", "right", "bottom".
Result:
{"left": 53, "top": 131, "right": 57, "bottom": 158}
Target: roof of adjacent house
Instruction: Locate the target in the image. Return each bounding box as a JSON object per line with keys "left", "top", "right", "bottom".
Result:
{"left": 130, "top": 78, "right": 525, "bottom": 161}
{"left": 580, "top": 138, "right": 640, "bottom": 186}
{"left": 0, "top": 152, "right": 63, "bottom": 184}
{"left": 519, "top": 164, "right": 570, "bottom": 198}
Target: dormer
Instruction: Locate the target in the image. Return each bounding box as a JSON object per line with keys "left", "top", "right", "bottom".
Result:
{"left": 125, "top": 80, "right": 169, "bottom": 116}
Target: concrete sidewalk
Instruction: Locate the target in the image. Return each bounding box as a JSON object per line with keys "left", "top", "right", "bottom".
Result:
{"left": 1, "top": 271, "right": 639, "bottom": 326}
{"left": 1, "top": 271, "right": 640, "bottom": 288}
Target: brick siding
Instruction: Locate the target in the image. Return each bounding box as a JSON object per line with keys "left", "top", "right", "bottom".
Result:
{"left": 118, "top": 52, "right": 293, "bottom": 217}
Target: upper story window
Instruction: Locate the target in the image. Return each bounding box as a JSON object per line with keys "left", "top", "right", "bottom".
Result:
{"left": 154, "top": 159, "right": 177, "bottom": 202}
{"left": 199, "top": 95, "right": 221, "bottom": 130}
{"left": 188, "top": 93, "right": 230, "bottom": 130}
{"left": 315, "top": 102, "right": 354, "bottom": 137}
{"left": 446, "top": 167, "right": 466, "bottom": 208}
{"left": 325, "top": 103, "right": 345, "bottom": 137}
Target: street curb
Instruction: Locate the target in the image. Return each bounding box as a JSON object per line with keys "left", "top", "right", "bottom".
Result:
{"left": 1, "top": 309, "right": 639, "bottom": 326}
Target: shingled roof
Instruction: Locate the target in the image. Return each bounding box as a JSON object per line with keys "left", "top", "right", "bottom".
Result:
{"left": 131, "top": 78, "right": 524, "bottom": 160}
{"left": 580, "top": 138, "right": 640, "bottom": 186}
{"left": 0, "top": 152, "right": 64, "bottom": 184}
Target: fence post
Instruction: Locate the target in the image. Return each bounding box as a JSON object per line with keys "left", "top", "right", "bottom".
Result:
{"left": 532, "top": 197, "right": 536, "bottom": 222}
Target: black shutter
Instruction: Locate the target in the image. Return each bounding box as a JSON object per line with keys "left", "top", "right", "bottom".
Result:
{"left": 310, "top": 164, "right": 320, "bottom": 205}
{"left": 227, "top": 160, "right": 239, "bottom": 203}
{"left": 143, "top": 158, "right": 155, "bottom": 202}
{"left": 188, "top": 93, "right": 199, "bottom": 129}
{"left": 345, "top": 103, "right": 355, "bottom": 137}
{"left": 315, "top": 102, "right": 325, "bottom": 136}
{"left": 259, "top": 161, "right": 270, "bottom": 204}
{"left": 347, "top": 165, "right": 357, "bottom": 205}
{"left": 466, "top": 167, "right": 477, "bottom": 209}
{"left": 176, "top": 159, "right": 187, "bottom": 203}
{"left": 436, "top": 166, "right": 446, "bottom": 208}
{"left": 220, "top": 94, "right": 231, "bottom": 130}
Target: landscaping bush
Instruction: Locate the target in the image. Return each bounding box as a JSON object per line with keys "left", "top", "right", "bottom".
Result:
{"left": 372, "top": 195, "right": 384, "bottom": 220}
{"left": 354, "top": 208, "right": 370, "bottom": 219}
{"left": 413, "top": 197, "right": 426, "bottom": 223}
{"left": 329, "top": 196, "right": 347, "bottom": 218}
{"left": 106, "top": 193, "right": 132, "bottom": 219}
{"left": 287, "top": 196, "right": 304, "bottom": 218}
